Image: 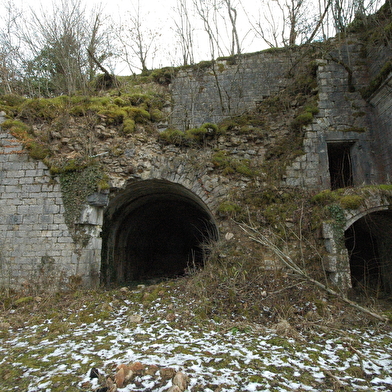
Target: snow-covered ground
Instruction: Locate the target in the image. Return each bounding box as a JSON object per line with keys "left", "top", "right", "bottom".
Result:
{"left": 1, "top": 285, "right": 392, "bottom": 391}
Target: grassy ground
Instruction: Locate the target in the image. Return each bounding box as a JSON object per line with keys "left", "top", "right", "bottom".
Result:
{"left": 1, "top": 275, "right": 392, "bottom": 392}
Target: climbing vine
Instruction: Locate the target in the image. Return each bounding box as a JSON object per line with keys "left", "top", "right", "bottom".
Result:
{"left": 327, "top": 203, "right": 346, "bottom": 250}
{"left": 59, "top": 163, "right": 108, "bottom": 243}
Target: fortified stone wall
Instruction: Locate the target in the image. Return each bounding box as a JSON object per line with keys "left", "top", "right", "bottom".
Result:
{"left": 170, "top": 40, "right": 392, "bottom": 190}
{"left": 285, "top": 40, "right": 377, "bottom": 189}
{"left": 0, "top": 127, "right": 74, "bottom": 289}
{"left": 368, "top": 43, "right": 392, "bottom": 181}
{"left": 170, "top": 50, "right": 299, "bottom": 130}
{"left": 0, "top": 37, "right": 391, "bottom": 290}
{"left": 370, "top": 77, "right": 392, "bottom": 180}
{"left": 285, "top": 41, "right": 392, "bottom": 189}
{"left": 0, "top": 117, "right": 102, "bottom": 289}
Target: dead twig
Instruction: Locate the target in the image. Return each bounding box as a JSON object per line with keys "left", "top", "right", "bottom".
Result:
{"left": 238, "top": 222, "right": 389, "bottom": 323}
{"left": 324, "top": 370, "right": 345, "bottom": 389}
{"left": 346, "top": 343, "right": 383, "bottom": 368}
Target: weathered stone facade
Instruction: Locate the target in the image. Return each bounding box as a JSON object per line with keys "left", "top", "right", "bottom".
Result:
{"left": 1, "top": 36, "right": 391, "bottom": 291}
{"left": 170, "top": 50, "right": 299, "bottom": 130}
{"left": 0, "top": 127, "right": 73, "bottom": 288}
{"left": 285, "top": 41, "right": 377, "bottom": 189}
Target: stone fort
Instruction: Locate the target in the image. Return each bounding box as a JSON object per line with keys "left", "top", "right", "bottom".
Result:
{"left": 0, "top": 31, "right": 391, "bottom": 293}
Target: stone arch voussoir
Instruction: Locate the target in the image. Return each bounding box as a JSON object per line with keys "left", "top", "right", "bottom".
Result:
{"left": 140, "top": 155, "right": 226, "bottom": 212}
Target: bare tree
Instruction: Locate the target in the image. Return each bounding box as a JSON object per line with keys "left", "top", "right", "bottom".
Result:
{"left": 305, "top": 0, "right": 333, "bottom": 44}
{"left": 20, "top": 0, "right": 113, "bottom": 96}
{"left": 173, "top": 0, "right": 196, "bottom": 66}
{"left": 192, "top": 0, "right": 245, "bottom": 58}
{"left": 332, "top": 0, "right": 383, "bottom": 32}
{"left": 244, "top": 0, "right": 384, "bottom": 48}
{"left": 276, "top": 0, "right": 315, "bottom": 46}
{"left": 244, "top": 0, "right": 311, "bottom": 47}
{"left": 0, "top": 1, "right": 24, "bottom": 94}
{"left": 223, "top": 0, "right": 242, "bottom": 55}
{"left": 86, "top": 9, "right": 115, "bottom": 83}
{"left": 117, "top": 1, "right": 160, "bottom": 74}
{"left": 245, "top": 1, "right": 282, "bottom": 48}
{"left": 193, "top": 0, "right": 226, "bottom": 59}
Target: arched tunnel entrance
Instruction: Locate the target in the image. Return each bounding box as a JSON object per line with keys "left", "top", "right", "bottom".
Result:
{"left": 101, "top": 179, "right": 219, "bottom": 286}
{"left": 345, "top": 210, "right": 392, "bottom": 296}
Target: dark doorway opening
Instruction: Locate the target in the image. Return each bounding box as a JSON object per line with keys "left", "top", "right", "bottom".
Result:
{"left": 101, "top": 180, "right": 219, "bottom": 286}
{"left": 345, "top": 211, "right": 392, "bottom": 296}
{"left": 327, "top": 142, "right": 354, "bottom": 190}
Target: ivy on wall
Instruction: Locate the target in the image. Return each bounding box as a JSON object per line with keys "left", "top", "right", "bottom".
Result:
{"left": 59, "top": 163, "right": 108, "bottom": 243}
{"left": 327, "top": 203, "right": 346, "bottom": 251}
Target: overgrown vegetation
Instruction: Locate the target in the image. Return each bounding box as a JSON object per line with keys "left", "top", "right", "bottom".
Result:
{"left": 0, "top": 84, "right": 169, "bottom": 168}
{"left": 1, "top": 4, "right": 391, "bottom": 332}
{"left": 211, "top": 151, "right": 256, "bottom": 177}
{"left": 361, "top": 60, "right": 392, "bottom": 99}
{"left": 1, "top": 279, "right": 391, "bottom": 392}
{"left": 159, "top": 122, "right": 221, "bottom": 146}
{"left": 59, "top": 162, "right": 108, "bottom": 242}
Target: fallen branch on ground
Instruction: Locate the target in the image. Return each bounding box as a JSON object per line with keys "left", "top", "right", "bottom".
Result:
{"left": 238, "top": 222, "right": 389, "bottom": 323}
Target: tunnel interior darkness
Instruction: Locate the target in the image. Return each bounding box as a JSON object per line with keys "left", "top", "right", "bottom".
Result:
{"left": 101, "top": 179, "right": 219, "bottom": 286}
{"left": 327, "top": 142, "right": 354, "bottom": 190}
{"left": 345, "top": 210, "right": 392, "bottom": 296}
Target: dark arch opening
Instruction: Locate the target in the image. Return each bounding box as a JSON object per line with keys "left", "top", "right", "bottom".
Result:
{"left": 101, "top": 179, "right": 219, "bottom": 286}
{"left": 345, "top": 210, "right": 392, "bottom": 296}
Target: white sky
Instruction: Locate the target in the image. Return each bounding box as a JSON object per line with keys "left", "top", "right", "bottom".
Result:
{"left": 2, "top": 0, "right": 385, "bottom": 74}
{"left": 6, "top": 0, "right": 268, "bottom": 74}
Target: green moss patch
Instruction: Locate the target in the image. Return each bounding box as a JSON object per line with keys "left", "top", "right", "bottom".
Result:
{"left": 362, "top": 60, "right": 392, "bottom": 99}
{"left": 211, "top": 151, "right": 256, "bottom": 177}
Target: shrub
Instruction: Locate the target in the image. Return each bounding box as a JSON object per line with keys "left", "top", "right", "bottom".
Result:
{"left": 1, "top": 119, "right": 31, "bottom": 139}
{"left": 126, "top": 107, "right": 151, "bottom": 123}
{"left": 113, "top": 97, "right": 127, "bottom": 107}
{"left": 378, "top": 184, "right": 392, "bottom": 191}
{"left": 303, "top": 105, "right": 319, "bottom": 115}
{"left": 217, "top": 201, "right": 242, "bottom": 216}
{"left": 340, "top": 195, "right": 364, "bottom": 209}
{"left": 90, "top": 96, "right": 111, "bottom": 107}
{"left": 149, "top": 108, "right": 165, "bottom": 122}
{"left": 19, "top": 99, "right": 57, "bottom": 121}
{"left": 122, "top": 118, "right": 136, "bottom": 134}
{"left": 70, "top": 96, "right": 90, "bottom": 105}
{"left": 235, "top": 161, "right": 254, "bottom": 177}
{"left": 362, "top": 61, "right": 392, "bottom": 99}
{"left": 151, "top": 67, "right": 177, "bottom": 85}
{"left": 311, "top": 190, "right": 339, "bottom": 205}
{"left": 98, "top": 107, "right": 127, "bottom": 125}
{"left": 70, "top": 105, "right": 87, "bottom": 116}
{"left": 25, "top": 141, "right": 50, "bottom": 160}
{"left": 291, "top": 112, "right": 314, "bottom": 130}
{"left": 0, "top": 94, "right": 26, "bottom": 107}
{"left": 211, "top": 151, "right": 255, "bottom": 177}
{"left": 201, "top": 122, "right": 218, "bottom": 134}
{"left": 211, "top": 151, "right": 229, "bottom": 168}
{"left": 159, "top": 128, "right": 185, "bottom": 145}
{"left": 185, "top": 127, "right": 207, "bottom": 142}
{"left": 127, "top": 93, "right": 151, "bottom": 106}
{"left": 97, "top": 178, "right": 110, "bottom": 191}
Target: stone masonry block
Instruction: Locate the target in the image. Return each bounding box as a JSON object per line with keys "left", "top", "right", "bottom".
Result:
{"left": 57, "top": 236, "right": 73, "bottom": 243}
{"left": 5, "top": 185, "right": 22, "bottom": 193}
{"left": 6, "top": 153, "right": 28, "bottom": 162}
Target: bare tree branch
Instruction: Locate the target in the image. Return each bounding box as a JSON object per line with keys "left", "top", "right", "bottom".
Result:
{"left": 239, "top": 222, "right": 389, "bottom": 323}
